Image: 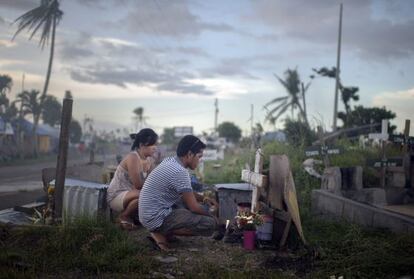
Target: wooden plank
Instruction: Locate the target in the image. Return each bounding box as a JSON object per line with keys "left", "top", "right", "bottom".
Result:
{"left": 241, "top": 170, "right": 267, "bottom": 188}
{"left": 279, "top": 218, "right": 292, "bottom": 248}
{"left": 273, "top": 208, "right": 291, "bottom": 222}
{"left": 267, "top": 155, "right": 288, "bottom": 210}
{"left": 283, "top": 170, "right": 306, "bottom": 244}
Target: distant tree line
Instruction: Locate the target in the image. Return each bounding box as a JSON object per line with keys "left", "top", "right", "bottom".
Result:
{"left": 264, "top": 66, "right": 397, "bottom": 146}
{"left": 0, "top": 74, "right": 82, "bottom": 159}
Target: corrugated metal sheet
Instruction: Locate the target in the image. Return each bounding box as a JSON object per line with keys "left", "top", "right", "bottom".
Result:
{"left": 214, "top": 183, "right": 252, "bottom": 222}
{"left": 53, "top": 178, "right": 109, "bottom": 221}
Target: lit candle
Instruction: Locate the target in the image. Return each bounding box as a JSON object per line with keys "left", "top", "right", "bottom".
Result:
{"left": 225, "top": 219, "right": 230, "bottom": 229}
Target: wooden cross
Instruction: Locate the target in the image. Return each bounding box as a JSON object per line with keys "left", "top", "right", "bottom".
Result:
{"left": 241, "top": 148, "right": 268, "bottom": 212}
{"left": 304, "top": 126, "right": 341, "bottom": 167}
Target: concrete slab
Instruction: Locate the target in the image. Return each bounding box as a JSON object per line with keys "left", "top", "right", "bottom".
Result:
{"left": 312, "top": 190, "right": 414, "bottom": 233}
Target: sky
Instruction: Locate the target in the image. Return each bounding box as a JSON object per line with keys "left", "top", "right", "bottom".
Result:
{"left": 0, "top": 0, "right": 413, "bottom": 136}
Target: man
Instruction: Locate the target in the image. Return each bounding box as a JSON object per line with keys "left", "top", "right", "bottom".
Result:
{"left": 139, "top": 135, "right": 218, "bottom": 251}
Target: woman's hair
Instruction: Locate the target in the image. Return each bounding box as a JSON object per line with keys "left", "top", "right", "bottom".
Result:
{"left": 131, "top": 128, "right": 158, "bottom": 150}
{"left": 176, "top": 135, "right": 206, "bottom": 157}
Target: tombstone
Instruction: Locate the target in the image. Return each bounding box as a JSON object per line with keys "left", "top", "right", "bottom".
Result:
{"left": 242, "top": 152, "right": 306, "bottom": 248}
{"left": 368, "top": 120, "right": 390, "bottom": 188}
{"left": 340, "top": 166, "right": 363, "bottom": 191}
{"left": 214, "top": 183, "right": 253, "bottom": 222}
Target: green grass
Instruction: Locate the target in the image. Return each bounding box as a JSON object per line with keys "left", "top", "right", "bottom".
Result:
{"left": 1, "top": 141, "right": 413, "bottom": 278}
{"left": 0, "top": 218, "right": 157, "bottom": 278}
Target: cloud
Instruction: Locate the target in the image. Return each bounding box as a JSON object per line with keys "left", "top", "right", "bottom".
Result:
{"left": 372, "top": 87, "right": 414, "bottom": 131}
{"left": 250, "top": 0, "right": 414, "bottom": 61}
{"left": 200, "top": 54, "right": 281, "bottom": 80}
{"left": 0, "top": 0, "right": 37, "bottom": 11}
{"left": 69, "top": 62, "right": 214, "bottom": 95}
{"left": 116, "top": 0, "right": 236, "bottom": 38}
{"left": 60, "top": 45, "right": 93, "bottom": 60}
{"left": 0, "top": 39, "right": 16, "bottom": 48}
{"left": 373, "top": 88, "right": 414, "bottom": 104}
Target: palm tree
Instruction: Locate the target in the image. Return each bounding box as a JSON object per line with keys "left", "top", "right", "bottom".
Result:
{"left": 17, "top": 90, "right": 44, "bottom": 156}
{"left": 13, "top": 0, "right": 63, "bottom": 157}
{"left": 13, "top": 0, "right": 63, "bottom": 106}
{"left": 133, "top": 107, "right": 147, "bottom": 131}
{"left": 264, "top": 68, "right": 309, "bottom": 127}
{"left": 0, "top": 75, "right": 13, "bottom": 117}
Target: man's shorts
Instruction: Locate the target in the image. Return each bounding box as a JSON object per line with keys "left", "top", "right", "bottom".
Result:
{"left": 155, "top": 208, "right": 217, "bottom": 236}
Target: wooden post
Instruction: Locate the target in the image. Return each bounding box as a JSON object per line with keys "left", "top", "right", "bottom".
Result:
{"left": 54, "top": 98, "right": 73, "bottom": 220}
{"left": 380, "top": 120, "right": 389, "bottom": 188}
{"left": 369, "top": 119, "right": 389, "bottom": 188}
{"left": 317, "top": 126, "right": 330, "bottom": 167}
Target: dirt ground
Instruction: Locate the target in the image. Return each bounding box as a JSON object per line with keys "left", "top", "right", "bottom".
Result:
{"left": 128, "top": 226, "right": 314, "bottom": 278}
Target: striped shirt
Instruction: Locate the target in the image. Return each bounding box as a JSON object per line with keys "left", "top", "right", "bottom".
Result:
{"left": 138, "top": 156, "right": 193, "bottom": 231}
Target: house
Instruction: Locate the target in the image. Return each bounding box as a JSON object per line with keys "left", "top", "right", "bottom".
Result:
{"left": 11, "top": 119, "right": 60, "bottom": 154}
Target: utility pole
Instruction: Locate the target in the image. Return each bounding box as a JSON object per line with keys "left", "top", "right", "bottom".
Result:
{"left": 333, "top": 3, "right": 343, "bottom": 132}
{"left": 21, "top": 73, "right": 25, "bottom": 92}
{"left": 250, "top": 104, "right": 254, "bottom": 136}
{"left": 214, "top": 98, "right": 218, "bottom": 137}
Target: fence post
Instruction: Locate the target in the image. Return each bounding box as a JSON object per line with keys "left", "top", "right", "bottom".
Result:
{"left": 54, "top": 98, "right": 73, "bottom": 220}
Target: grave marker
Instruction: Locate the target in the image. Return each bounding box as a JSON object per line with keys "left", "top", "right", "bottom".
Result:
{"left": 241, "top": 149, "right": 268, "bottom": 212}
{"left": 368, "top": 120, "right": 389, "bottom": 188}
{"left": 305, "top": 126, "right": 342, "bottom": 167}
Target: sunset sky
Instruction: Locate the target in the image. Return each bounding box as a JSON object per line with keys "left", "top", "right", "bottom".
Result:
{"left": 1, "top": 0, "right": 413, "bottom": 136}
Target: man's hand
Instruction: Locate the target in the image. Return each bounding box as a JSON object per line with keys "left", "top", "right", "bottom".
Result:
{"left": 203, "top": 197, "right": 218, "bottom": 208}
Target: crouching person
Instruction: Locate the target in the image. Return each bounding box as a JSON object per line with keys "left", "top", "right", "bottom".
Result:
{"left": 139, "top": 135, "right": 217, "bottom": 251}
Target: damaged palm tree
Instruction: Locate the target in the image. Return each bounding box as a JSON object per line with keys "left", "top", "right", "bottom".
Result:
{"left": 13, "top": 0, "right": 63, "bottom": 156}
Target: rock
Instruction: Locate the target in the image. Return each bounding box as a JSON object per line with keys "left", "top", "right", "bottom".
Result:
{"left": 188, "top": 248, "right": 199, "bottom": 252}
{"left": 154, "top": 256, "right": 178, "bottom": 264}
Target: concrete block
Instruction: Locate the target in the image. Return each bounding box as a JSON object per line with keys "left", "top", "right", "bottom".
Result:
{"left": 385, "top": 187, "right": 409, "bottom": 205}
{"left": 312, "top": 190, "right": 414, "bottom": 233}
{"left": 321, "top": 167, "right": 342, "bottom": 195}
{"left": 353, "top": 188, "right": 387, "bottom": 206}
{"left": 350, "top": 203, "right": 374, "bottom": 227}
{"left": 341, "top": 166, "right": 363, "bottom": 191}
{"left": 390, "top": 172, "right": 406, "bottom": 188}
{"left": 215, "top": 184, "right": 252, "bottom": 222}
{"left": 373, "top": 211, "right": 409, "bottom": 233}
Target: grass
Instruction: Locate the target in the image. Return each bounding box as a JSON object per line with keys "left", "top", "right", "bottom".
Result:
{"left": 0, "top": 218, "right": 158, "bottom": 278}
{"left": 1, "top": 141, "right": 413, "bottom": 278}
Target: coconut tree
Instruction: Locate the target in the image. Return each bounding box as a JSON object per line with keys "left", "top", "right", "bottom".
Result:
{"left": 264, "top": 68, "right": 309, "bottom": 127}
{"left": 13, "top": 0, "right": 63, "bottom": 104}
{"left": 0, "top": 75, "right": 13, "bottom": 118}
{"left": 17, "top": 90, "right": 44, "bottom": 156}
{"left": 133, "top": 107, "right": 147, "bottom": 131}
{"left": 13, "top": 0, "right": 63, "bottom": 157}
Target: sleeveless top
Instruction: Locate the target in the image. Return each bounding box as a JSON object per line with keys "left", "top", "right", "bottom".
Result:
{"left": 106, "top": 152, "right": 150, "bottom": 203}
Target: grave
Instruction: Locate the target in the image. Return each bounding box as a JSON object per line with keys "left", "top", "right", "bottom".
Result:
{"left": 311, "top": 119, "right": 414, "bottom": 232}
{"left": 215, "top": 149, "right": 306, "bottom": 249}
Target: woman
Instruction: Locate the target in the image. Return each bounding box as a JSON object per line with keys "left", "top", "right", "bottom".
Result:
{"left": 107, "top": 128, "right": 158, "bottom": 229}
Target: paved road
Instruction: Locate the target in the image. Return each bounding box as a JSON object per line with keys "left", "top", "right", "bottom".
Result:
{"left": 0, "top": 154, "right": 116, "bottom": 210}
